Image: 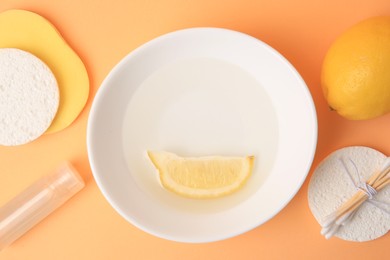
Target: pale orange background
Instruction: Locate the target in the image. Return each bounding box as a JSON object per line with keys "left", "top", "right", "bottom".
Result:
{"left": 0, "top": 0, "right": 390, "bottom": 259}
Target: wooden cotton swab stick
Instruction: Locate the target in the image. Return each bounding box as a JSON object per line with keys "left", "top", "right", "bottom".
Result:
{"left": 321, "top": 158, "right": 390, "bottom": 239}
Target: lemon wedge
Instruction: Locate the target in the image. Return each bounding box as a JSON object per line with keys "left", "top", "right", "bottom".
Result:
{"left": 147, "top": 151, "right": 254, "bottom": 199}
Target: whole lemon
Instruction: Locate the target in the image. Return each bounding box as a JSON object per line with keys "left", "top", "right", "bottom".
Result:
{"left": 321, "top": 16, "right": 390, "bottom": 120}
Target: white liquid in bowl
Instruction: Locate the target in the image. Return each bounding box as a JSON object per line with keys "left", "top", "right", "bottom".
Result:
{"left": 122, "top": 58, "right": 278, "bottom": 214}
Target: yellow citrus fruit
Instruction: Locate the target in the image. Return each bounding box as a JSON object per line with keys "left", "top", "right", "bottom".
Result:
{"left": 321, "top": 16, "right": 390, "bottom": 120}
{"left": 147, "top": 151, "right": 254, "bottom": 199}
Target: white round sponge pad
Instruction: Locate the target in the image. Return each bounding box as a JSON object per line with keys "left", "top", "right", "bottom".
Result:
{"left": 308, "top": 146, "right": 390, "bottom": 242}
{"left": 0, "top": 48, "right": 59, "bottom": 146}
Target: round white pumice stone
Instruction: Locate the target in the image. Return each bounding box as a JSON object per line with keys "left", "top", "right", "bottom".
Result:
{"left": 308, "top": 146, "right": 390, "bottom": 242}
{"left": 0, "top": 48, "right": 59, "bottom": 146}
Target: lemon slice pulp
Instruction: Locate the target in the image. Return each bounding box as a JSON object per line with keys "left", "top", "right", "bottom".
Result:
{"left": 147, "top": 151, "right": 254, "bottom": 199}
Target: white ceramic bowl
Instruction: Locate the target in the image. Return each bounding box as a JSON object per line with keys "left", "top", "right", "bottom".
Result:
{"left": 87, "top": 28, "right": 317, "bottom": 243}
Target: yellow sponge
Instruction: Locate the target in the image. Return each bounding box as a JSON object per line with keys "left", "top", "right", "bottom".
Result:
{"left": 0, "top": 10, "right": 89, "bottom": 134}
